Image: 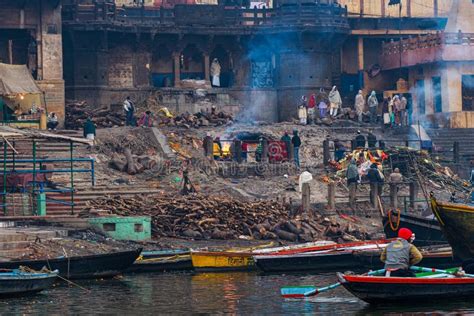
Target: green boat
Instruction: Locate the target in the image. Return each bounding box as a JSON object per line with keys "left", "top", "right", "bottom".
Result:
{"left": 430, "top": 195, "right": 474, "bottom": 261}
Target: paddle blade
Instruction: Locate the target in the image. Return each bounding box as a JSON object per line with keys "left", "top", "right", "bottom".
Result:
{"left": 281, "top": 286, "right": 317, "bottom": 298}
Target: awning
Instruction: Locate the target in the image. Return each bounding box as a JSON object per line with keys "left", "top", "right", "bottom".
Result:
{"left": 0, "top": 63, "right": 41, "bottom": 95}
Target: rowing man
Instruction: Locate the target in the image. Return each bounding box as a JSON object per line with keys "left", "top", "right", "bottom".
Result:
{"left": 380, "top": 228, "right": 423, "bottom": 277}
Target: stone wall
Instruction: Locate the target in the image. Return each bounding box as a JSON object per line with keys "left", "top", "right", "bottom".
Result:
{"left": 37, "top": 80, "right": 66, "bottom": 125}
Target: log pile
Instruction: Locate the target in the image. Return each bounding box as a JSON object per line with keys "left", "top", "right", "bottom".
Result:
{"left": 86, "top": 193, "right": 369, "bottom": 241}
{"left": 167, "top": 110, "right": 234, "bottom": 129}
{"left": 66, "top": 100, "right": 125, "bottom": 129}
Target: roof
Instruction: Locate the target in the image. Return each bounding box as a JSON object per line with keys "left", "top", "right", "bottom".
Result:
{"left": 0, "top": 63, "right": 42, "bottom": 95}
{"left": 0, "top": 126, "right": 93, "bottom": 145}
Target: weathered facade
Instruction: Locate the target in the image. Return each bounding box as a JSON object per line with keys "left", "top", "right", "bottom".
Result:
{"left": 380, "top": 0, "right": 474, "bottom": 128}
{"left": 0, "top": 0, "right": 65, "bottom": 125}
{"left": 60, "top": 0, "right": 458, "bottom": 122}
{"left": 61, "top": 1, "right": 349, "bottom": 121}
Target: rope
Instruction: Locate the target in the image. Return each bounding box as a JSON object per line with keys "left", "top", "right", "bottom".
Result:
{"left": 388, "top": 209, "right": 401, "bottom": 231}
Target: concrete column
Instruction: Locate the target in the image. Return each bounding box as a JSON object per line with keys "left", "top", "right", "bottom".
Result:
{"left": 348, "top": 182, "right": 357, "bottom": 206}
{"left": 360, "top": 0, "right": 364, "bottom": 17}
{"left": 358, "top": 37, "right": 364, "bottom": 89}
{"left": 302, "top": 182, "right": 311, "bottom": 216}
{"left": 357, "top": 37, "right": 364, "bottom": 72}
{"left": 370, "top": 183, "right": 378, "bottom": 208}
{"left": 262, "top": 139, "right": 269, "bottom": 163}
{"left": 323, "top": 140, "right": 330, "bottom": 166}
{"left": 328, "top": 182, "right": 335, "bottom": 210}
{"left": 381, "top": 0, "right": 385, "bottom": 17}
{"left": 204, "top": 54, "right": 210, "bottom": 84}
{"left": 390, "top": 183, "right": 398, "bottom": 209}
{"left": 433, "top": 0, "right": 438, "bottom": 17}
{"left": 406, "top": 0, "right": 411, "bottom": 17}
{"left": 173, "top": 53, "right": 181, "bottom": 87}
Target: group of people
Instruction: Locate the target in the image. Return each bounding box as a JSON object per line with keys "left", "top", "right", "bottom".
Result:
{"left": 297, "top": 86, "right": 342, "bottom": 124}
{"left": 297, "top": 87, "right": 409, "bottom": 128}
{"left": 123, "top": 96, "right": 155, "bottom": 127}
{"left": 355, "top": 91, "right": 409, "bottom": 127}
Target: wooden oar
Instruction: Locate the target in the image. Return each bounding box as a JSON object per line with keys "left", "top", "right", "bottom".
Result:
{"left": 280, "top": 268, "right": 386, "bottom": 298}
{"left": 410, "top": 266, "right": 474, "bottom": 277}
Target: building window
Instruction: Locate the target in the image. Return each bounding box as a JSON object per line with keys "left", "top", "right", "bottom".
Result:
{"left": 432, "top": 77, "right": 442, "bottom": 113}
{"left": 416, "top": 80, "right": 426, "bottom": 115}
{"left": 462, "top": 75, "right": 474, "bottom": 111}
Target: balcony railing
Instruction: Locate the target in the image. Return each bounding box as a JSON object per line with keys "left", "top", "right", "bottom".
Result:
{"left": 382, "top": 32, "right": 474, "bottom": 56}
{"left": 62, "top": 3, "right": 349, "bottom": 29}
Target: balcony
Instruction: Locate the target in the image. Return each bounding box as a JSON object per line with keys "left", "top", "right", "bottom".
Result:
{"left": 381, "top": 32, "right": 474, "bottom": 70}
{"left": 61, "top": 3, "right": 350, "bottom": 34}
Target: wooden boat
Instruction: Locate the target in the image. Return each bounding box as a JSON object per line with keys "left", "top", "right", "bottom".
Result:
{"left": 430, "top": 196, "right": 474, "bottom": 260}
{"left": 254, "top": 240, "right": 390, "bottom": 273}
{"left": 353, "top": 246, "right": 461, "bottom": 270}
{"left": 0, "top": 249, "right": 141, "bottom": 279}
{"left": 337, "top": 272, "right": 474, "bottom": 304}
{"left": 190, "top": 241, "right": 336, "bottom": 272}
{"left": 382, "top": 210, "right": 446, "bottom": 246}
{"left": 191, "top": 251, "right": 256, "bottom": 272}
{"left": 126, "top": 249, "right": 193, "bottom": 273}
{"left": 0, "top": 269, "right": 58, "bottom": 297}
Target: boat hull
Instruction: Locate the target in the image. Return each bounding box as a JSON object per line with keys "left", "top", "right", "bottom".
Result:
{"left": 255, "top": 251, "right": 360, "bottom": 273}
{"left": 431, "top": 198, "right": 474, "bottom": 261}
{"left": 0, "top": 272, "right": 57, "bottom": 297}
{"left": 338, "top": 273, "right": 474, "bottom": 304}
{"left": 0, "top": 249, "right": 141, "bottom": 279}
{"left": 127, "top": 257, "right": 193, "bottom": 273}
{"left": 383, "top": 211, "right": 446, "bottom": 246}
{"left": 191, "top": 251, "right": 256, "bottom": 272}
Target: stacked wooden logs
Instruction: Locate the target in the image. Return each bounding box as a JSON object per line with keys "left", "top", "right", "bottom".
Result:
{"left": 86, "top": 193, "right": 366, "bottom": 242}
{"left": 170, "top": 111, "right": 233, "bottom": 129}
{"left": 65, "top": 100, "right": 125, "bottom": 129}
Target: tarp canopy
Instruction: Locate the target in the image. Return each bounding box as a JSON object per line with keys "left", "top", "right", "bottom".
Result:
{"left": 0, "top": 63, "right": 41, "bottom": 95}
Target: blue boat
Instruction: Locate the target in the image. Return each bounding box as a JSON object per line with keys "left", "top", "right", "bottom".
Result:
{"left": 0, "top": 269, "right": 58, "bottom": 297}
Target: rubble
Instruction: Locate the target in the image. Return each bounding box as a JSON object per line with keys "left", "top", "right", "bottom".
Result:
{"left": 86, "top": 193, "right": 371, "bottom": 242}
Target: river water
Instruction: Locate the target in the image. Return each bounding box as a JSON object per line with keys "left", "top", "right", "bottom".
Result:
{"left": 2, "top": 272, "right": 474, "bottom": 315}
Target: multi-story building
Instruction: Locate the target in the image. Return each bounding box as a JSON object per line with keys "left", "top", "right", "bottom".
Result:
{"left": 0, "top": 0, "right": 65, "bottom": 126}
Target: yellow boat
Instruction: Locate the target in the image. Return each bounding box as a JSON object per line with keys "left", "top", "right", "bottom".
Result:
{"left": 190, "top": 241, "right": 335, "bottom": 272}
{"left": 191, "top": 251, "right": 256, "bottom": 272}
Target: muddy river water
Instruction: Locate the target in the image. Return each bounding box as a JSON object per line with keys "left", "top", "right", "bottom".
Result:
{"left": 1, "top": 272, "right": 474, "bottom": 315}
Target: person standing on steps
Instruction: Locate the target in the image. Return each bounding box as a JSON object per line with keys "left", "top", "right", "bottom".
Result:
{"left": 329, "top": 86, "right": 342, "bottom": 118}
{"left": 123, "top": 96, "right": 135, "bottom": 126}
{"left": 368, "top": 91, "right": 379, "bottom": 124}
{"left": 292, "top": 130, "right": 301, "bottom": 168}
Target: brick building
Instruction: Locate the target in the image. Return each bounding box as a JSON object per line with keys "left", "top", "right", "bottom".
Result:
{"left": 0, "top": 0, "right": 65, "bottom": 126}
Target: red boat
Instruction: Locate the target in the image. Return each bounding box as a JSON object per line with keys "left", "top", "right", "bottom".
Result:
{"left": 337, "top": 273, "right": 474, "bottom": 304}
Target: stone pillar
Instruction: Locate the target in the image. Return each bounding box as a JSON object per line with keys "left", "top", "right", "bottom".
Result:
{"left": 323, "top": 140, "right": 330, "bottom": 166}
{"left": 204, "top": 54, "right": 210, "bottom": 84}
{"left": 358, "top": 37, "right": 364, "bottom": 72}
{"left": 262, "top": 139, "right": 269, "bottom": 163}
{"left": 348, "top": 182, "right": 357, "bottom": 206}
{"left": 433, "top": 0, "right": 438, "bottom": 17}
{"left": 390, "top": 183, "right": 398, "bottom": 209}
{"left": 370, "top": 183, "right": 378, "bottom": 208}
{"left": 235, "top": 140, "right": 243, "bottom": 163}
{"left": 302, "top": 182, "right": 311, "bottom": 216}
{"left": 381, "top": 0, "right": 385, "bottom": 17}
{"left": 173, "top": 52, "right": 181, "bottom": 88}
{"left": 328, "top": 182, "right": 336, "bottom": 210}
{"left": 409, "top": 182, "right": 418, "bottom": 208}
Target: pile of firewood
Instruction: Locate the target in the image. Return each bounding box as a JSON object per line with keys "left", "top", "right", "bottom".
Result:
{"left": 66, "top": 100, "right": 125, "bottom": 129}
{"left": 86, "top": 193, "right": 368, "bottom": 241}
{"left": 168, "top": 110, "right": 233, "bottom": 129}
